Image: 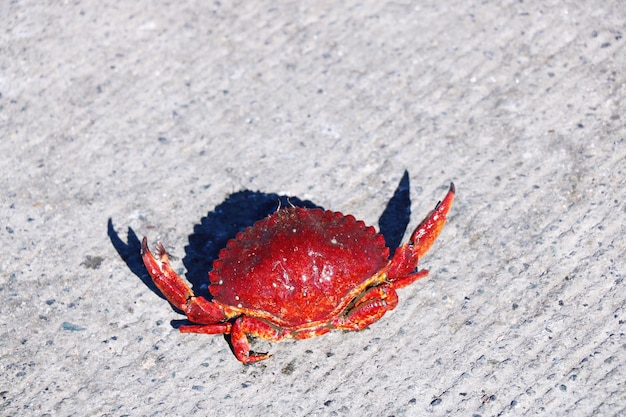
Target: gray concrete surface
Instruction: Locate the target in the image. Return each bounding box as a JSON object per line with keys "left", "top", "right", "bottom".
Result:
{"left": 1, "top": 1, "right": 625, "bottom": 416}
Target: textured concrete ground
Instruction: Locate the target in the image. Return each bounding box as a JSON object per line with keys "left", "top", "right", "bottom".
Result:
{"left": 1, "top": 1, "right": 625, "bottom": 416}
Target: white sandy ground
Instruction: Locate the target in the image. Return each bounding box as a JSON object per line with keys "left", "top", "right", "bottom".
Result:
{"left": 1, "top": 1, "right": 625, "bottom": 416}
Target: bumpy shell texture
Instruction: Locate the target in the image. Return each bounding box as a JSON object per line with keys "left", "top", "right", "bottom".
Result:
{"left": 209, "top": 207, "right": 389, "bottom": 326}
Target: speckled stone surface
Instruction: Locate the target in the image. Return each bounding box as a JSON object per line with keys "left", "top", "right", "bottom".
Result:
{"left": 1, "top": 1, "right": 625, "bottom": 416}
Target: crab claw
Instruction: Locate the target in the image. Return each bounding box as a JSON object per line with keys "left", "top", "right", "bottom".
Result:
{"left": 387, "top": 182, "right": 455, "bottom": 285}
{"left": 409, "top": 182, "right": 455, "bottom": 258}
{"left": 141, "top": 237, "right": 193, "bottom": 310}
{"left": 142, "top": 237, "right": 228, "bottom": 326}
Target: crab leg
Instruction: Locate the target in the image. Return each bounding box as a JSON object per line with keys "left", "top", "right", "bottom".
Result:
{"left": 230, "top": 316, "right": 285, "bottom": 364}
{"left": 179, "top": 322, "right": 232, "bottom": 334}
{"left": 387, "top": 268, "right": 429, "bottom": 289}
{"left": 180, "top": 315, "right": 286, "bottom": 364}
{"left": 141, "top": 237, "right": 226, "bottom": 324}
{"left": 332, "top": 285, "right": 399, "bottom": 331}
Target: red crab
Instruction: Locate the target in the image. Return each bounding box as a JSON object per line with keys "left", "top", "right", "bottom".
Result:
{"left": 141, "top": 183, "right": 455, "bottom": 364}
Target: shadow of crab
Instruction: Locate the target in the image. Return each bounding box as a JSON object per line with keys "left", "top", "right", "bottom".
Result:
{"left": 108, "top": 171, "right": 413, "bottom": 360}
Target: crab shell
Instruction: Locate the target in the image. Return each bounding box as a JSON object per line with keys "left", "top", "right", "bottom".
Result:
{"left": 141, "top": 183, "right": 455, "bottom": 363}
{"left": 209, "top": 208, "right": 389, "bottom": 328}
